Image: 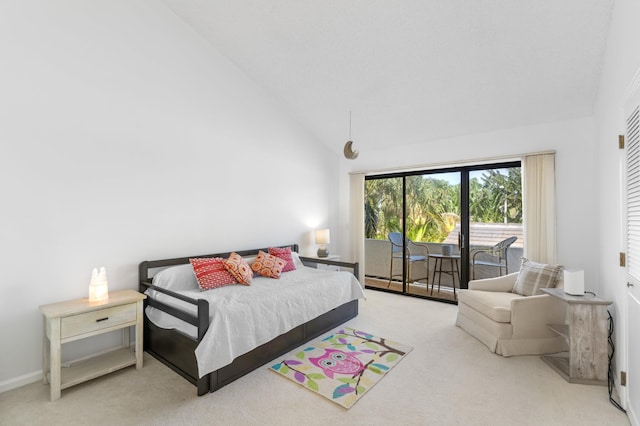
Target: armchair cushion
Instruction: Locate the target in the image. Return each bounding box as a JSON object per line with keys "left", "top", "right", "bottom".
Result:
{"left": 512, "top": 258, "right": 562, "bottom": 296}
{"left": 457, "top": 289, "right": 523, "bottom": 323}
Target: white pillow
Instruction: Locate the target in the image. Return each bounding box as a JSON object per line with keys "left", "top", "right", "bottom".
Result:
{"left": 243, "top": 255, "right": 257, "bottom": 265}
{"left": 151, "top": 264, "right": 199, "bottom": 291}
{"left": 291, "top": 252, "right": 304, "bottom": 269}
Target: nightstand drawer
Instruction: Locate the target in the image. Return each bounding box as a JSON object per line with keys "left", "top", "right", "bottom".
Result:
{"left": 61, "top": 304, "right": 136, "bottom": 339}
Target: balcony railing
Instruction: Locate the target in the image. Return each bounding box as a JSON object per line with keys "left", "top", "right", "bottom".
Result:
{"left": 364, "top": 238, "right": 523, "bottom": 287}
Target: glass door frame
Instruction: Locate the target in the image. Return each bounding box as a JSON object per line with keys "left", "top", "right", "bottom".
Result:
{"left": 365, "top": 160, "right": 521, "bottom": 298}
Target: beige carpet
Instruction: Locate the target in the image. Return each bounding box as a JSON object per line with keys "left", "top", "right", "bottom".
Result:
{"left": 0, "top": 290, "right": 630, "bottom": 426}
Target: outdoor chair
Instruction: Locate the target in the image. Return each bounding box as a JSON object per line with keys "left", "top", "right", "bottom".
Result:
{"left": 470, "top": 236, "right": 517, "bottom": 280}
{"left": 388, "top": 232, "right": 429, "bottom": 287}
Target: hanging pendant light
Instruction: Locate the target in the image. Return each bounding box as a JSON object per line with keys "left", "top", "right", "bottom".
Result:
{"left": 343, "top": 111, "right": 359, "bottom": 160}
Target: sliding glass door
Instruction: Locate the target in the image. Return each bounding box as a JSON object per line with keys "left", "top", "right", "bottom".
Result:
{"left": 468, "top": 167, "right": 523, "bottom": 281}
{"left": 364, "top": 170, "right": 461, "bottom": 299}
{"left": 364, "top": 176, "right": 404, "bottom": 294}
{"left": 363, "top": 162, "right": 522, "bottom": 302}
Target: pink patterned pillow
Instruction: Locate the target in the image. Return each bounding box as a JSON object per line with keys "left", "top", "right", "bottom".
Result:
{"left": 251, "top": 250, "right": 287, "bottom": 279}
{"left": 268, "top": 246, "right": 296, "bottom": 272}
{"left": 224, "top": 252, "right": 253, "bottom": 285}
{"left": 189, "top": 257, "right": 237, "bottom": 290}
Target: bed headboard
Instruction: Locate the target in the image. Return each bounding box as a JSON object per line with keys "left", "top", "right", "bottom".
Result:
{"left": 138, "top": 244, "right": 299, "bottom": 286}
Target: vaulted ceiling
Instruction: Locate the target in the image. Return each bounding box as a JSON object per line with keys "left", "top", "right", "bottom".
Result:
{"left": 163, "top": 1, "right": 614, "bottom": 155}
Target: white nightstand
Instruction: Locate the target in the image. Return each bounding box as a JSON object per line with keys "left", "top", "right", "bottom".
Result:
{"left": 39, "top": 289, "right": 146, "bottom": 401}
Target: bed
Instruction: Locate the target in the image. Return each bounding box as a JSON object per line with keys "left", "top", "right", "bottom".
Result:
{"left": 138, "top": 244, "right": 364, "bottom": 395}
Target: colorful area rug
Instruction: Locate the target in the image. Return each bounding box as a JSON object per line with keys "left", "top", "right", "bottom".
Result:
{"left": 269, "top": 327, "right": 412, "bottom": 409}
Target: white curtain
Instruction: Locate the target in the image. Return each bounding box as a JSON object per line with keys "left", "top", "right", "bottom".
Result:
{"left": 349, "top": 173, "right": 365, "bottom": 284}
{"left": 522, "top": 153, "right": 556, "bottom": 264}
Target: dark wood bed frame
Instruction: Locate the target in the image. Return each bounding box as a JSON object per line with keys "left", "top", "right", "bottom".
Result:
{"left": 138, "top": 244, "right": 359, "bottom": 396}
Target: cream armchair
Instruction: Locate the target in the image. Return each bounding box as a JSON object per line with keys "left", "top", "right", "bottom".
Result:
{"left": 456, "top": 272, "right": 568, "bottom": 356}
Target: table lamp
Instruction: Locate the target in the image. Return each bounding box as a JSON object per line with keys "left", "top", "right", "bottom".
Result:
{"left": 89, "top": 266, "right": 109, "bottom": 302}
{"left": 315, "top": 229, "right": 331, "bottom": 257}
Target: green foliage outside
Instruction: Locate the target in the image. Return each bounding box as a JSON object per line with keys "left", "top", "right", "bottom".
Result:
{"left": 365, "top": 168, "right": 522, "bottom": 243}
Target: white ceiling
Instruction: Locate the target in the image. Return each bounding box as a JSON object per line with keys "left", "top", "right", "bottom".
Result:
{"left": 163, "top": 0, "right": 614, "bottom": 155}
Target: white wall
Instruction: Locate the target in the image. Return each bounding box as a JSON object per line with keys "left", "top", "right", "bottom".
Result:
{"left": 0, "top": 0, "right": 339, "bottom": 389}
{"left": 594, "top": 0, "right": 640, "bottom": 409}
{"left": 339, "top": 116, "right": 599, "bottom": 290}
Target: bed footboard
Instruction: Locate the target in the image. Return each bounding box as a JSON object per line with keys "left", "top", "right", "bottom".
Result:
{"left": 139, "top": 279, "right": 211, "bottom": 395}
{"left": 145, "top": 319, "right": 209, "bottom": 395}
{"left": 299, "top": 256, "right": 360, "bottom": 278}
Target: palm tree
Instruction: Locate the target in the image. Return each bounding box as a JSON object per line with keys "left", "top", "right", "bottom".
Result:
{"left": 364, "top": 167, "right": 521, "bottom": 242}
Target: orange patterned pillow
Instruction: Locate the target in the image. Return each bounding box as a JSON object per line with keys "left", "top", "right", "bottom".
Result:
{"left": 268, "top": 246, "right": 296, "bottom": 272}
{"left": 224, "top": 252, "right": 253, "bottom": 285}
{"left": 190, "top": 257, "right": 237, "bottom": 290}
{"left": 251, "top": 250, "right": 287, "bottom": 279}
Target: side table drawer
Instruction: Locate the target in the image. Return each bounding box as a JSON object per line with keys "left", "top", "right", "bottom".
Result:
{"left": 61, "top": 303, "right": 136, "bottom": 339}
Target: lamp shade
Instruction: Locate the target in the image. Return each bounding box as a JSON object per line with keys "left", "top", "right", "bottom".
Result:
{"left": 314, "top": 229, "right": 331, "bottom": 245}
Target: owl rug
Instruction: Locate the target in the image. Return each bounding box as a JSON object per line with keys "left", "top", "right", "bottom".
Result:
{"left": 269, "top": 327, "right": 412, "bottom": 409}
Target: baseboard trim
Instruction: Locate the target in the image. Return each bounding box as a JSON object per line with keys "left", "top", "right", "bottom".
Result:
{"left": 0, "top": 370, "right": 42, "bottom": 394}
{"left": 1, "top": 343, "right": 135, "bottom": 394}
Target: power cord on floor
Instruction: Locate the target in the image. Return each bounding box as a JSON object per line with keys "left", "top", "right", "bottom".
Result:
{"left": 607, "top": 310, "right": 626, "bottom": 413}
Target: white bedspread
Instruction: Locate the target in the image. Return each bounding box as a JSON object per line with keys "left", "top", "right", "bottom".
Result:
{"left": 145, "top": 266, "right": 365, "bottom": 378}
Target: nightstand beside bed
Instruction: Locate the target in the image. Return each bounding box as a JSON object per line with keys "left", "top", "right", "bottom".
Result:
{"left": 39, "top": 289, "right": 146, "bottom": 401}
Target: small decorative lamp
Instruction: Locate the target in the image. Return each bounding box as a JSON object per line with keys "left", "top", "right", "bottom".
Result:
{"left": 89, "top": 266, "right": 109, "bottom": 302}
{"left": 315, "top": 229, "right": 331, "bottom": 257}
{"left": 563, "top": 268, "right": 584, "bottom": 296}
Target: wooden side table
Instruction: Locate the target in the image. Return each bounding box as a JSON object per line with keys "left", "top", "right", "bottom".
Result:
{"left": 540, "top": 288, "right": 612, "bottom": 385}
{"left": 39, "top": 289, "right": 146, "bottom": 401}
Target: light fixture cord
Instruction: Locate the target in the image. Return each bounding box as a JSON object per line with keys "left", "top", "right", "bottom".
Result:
{"left": 349, "top": 110, "right": 352, "bottom": 140}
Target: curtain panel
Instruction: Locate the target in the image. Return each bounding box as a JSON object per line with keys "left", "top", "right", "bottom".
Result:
{"left": 522, "top": 153, "right": 557, "bottom": 264}
{"left": 349, "top": 173, "right": 365, "bottom": 284}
